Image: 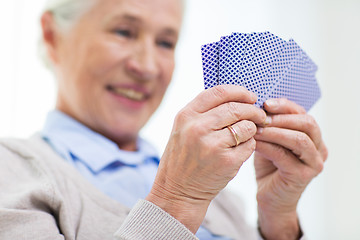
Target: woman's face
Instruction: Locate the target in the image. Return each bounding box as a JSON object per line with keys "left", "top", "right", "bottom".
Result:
{"left": 49, "top": 0, "right": 183, "bottom": 150}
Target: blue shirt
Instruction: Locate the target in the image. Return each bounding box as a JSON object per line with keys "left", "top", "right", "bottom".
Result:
{"left": 42, "top": 110, "right": 231, "bottom": 240}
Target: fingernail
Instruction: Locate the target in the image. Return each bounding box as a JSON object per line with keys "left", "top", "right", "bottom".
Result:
{"left": 256, "top": 127, "right": 264, "bottom": 134}
{"left": 265, "top": 99, "right": 278, "bottom": 108}
{"left": 263, "top": 116, "right": 272, "bottom": 125}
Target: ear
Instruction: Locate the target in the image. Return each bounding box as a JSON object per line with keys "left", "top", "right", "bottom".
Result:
{"left": 40, "top": 12, "right": 60, "bottom": 65}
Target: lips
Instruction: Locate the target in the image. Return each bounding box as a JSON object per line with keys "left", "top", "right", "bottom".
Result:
{"left": 106, "top": 85, "right": 149, "bottom": 101}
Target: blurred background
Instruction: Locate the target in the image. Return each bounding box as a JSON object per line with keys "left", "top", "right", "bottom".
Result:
{"left": 1, "top": 0, "right": 359, "bottom": 239}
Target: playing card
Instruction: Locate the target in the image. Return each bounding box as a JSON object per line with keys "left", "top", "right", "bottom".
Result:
{"left": 267, "top": 48, "right": 320, "bottom": 111}
{"left": 218, "top": 35, "right": 231, "bottom": 84}
{"left": 258, "top": 39, "right": 301, "bottom": 106}
{"left": 224, "top": 32, "right": 249, "bottom": 85}
{"left": 237, "top": 32, "right": 263, "bottom": 85}
{"left": 241, "top": 32, "right": 287, "bottom": 107}
{"left": 201, "top": 41, "right": 219, "bottom": 89}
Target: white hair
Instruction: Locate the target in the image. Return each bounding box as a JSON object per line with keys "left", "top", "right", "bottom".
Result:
{"left": 38, "top": 0, "right": 97, "bottom": 69}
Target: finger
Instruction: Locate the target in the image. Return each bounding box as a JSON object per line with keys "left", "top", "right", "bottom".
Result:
{"left": 188, "top": 85, "right": 257, "bottom": 113}
{"left": 264, "top": 98, "right": 306, "bottom": 115}
{"left": 202, "top": 102, "right": 266, "bottom": 130}
{"left": 224, "top": 137, "right": 256, "bottom": 168}
{"left": 260, "top": 114, "right": 323, "bottom": 149}
{"left": 319, "top": 144, "right": 329, "bottom": 162}
{"left": 213, "top": 120, "right": 257, "bottom": 148}
{"left": 255, "top": 127, "right": 323, "bottom": 170}
{"left": 255, "top": 141, "right": 323, "bottom": 182}
{"left": 253, "top": 151, "right": 278, "bottom": 180}
{"left": 256, "top": 140, "right": 304, "bottom": 172}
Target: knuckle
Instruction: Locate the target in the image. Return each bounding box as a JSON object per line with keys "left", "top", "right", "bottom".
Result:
{"left": 187, "top": 121, "right": 207, "bottom": 137}
{"left": 175, "top": 108, "right": 191, "bottom": 125}
{"left": 322, "top": 145, "right": 329, "bottom": 161}
{"left": 178, "top": 121, "right": 206, "bottom": 145}
{"left": 226, "top": 101, "right": 237, "bottom": 112}
{"left": 212, "top": 85, "right": 227, "bottom": 99}
{"left": 240, "top": 120, "right": 257, "bottom": 138}
{"left": 304, "top": 115, "right": 318, "bottom": 130}
{"left": 226, "top": 102, "right": 241, "bottom": 119}
{"left": 249, "top": 138, "right": 256, "bottom": 152}
{"left": 295, "top": 133, "right": 310, "bottom": 148}
{"left": 315, "top": 159, "right": 324, "bottom": 173}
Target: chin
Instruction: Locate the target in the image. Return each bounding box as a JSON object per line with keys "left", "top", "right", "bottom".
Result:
{"left": 105, "top": 127, "right": 141, "bottom": 150}
{"left": 104, "top": 118, "right": 142, "bottom": 138}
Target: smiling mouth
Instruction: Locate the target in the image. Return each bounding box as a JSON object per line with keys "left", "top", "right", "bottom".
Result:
{"left": 106, "top": 86, "right": 147, "bottom": 101}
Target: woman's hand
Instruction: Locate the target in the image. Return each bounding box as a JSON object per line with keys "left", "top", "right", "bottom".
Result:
{"left": 254, "top": 98, "right": 328, "bottom": 240}
{"left": 146, "top": 85, "right": 266, "bottom": 233}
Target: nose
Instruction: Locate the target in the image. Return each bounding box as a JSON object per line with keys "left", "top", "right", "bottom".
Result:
{"left": 125, "top": 38, "right": 159, "bottom": 82}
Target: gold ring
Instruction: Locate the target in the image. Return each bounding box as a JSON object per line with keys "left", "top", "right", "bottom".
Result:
{"left": 227, "top": 125, "right": 241, "bottom": 147}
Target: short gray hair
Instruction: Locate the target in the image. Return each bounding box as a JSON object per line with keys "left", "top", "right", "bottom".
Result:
{"left": 38, "top": 0, "right": 97, "bottom": 69}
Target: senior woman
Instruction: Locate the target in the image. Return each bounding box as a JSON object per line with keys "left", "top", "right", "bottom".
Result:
{"left": 0, "top": 0, "right": 328, "bottom": 239}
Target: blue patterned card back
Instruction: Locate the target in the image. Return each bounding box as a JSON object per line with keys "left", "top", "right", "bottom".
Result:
{"left": 237, "top": 32, "right": 263, "bottom": 85}
{"left": 267, "top": 44, "right": 321, "bottom": 111}
{"left": 201, "top": 33, "right": 321, "bottom": 111}
{"left": 258, "top": 39, "right": 301, "bottom": 106}
{"left": 224, "top": 33, "right": 249, "bottom": 85}
{"left": 201, "top": 42, "right": 219, "bottom": 89}
{"left": 218, "top": 36, "right": 231, "bottom": 84}
{"left": 241, "top": 32, "right": 287, "bottom": 107}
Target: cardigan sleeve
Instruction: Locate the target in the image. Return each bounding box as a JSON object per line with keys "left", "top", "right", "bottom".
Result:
{"left": 114, "top": 199, "right": 197, "bottom": 240}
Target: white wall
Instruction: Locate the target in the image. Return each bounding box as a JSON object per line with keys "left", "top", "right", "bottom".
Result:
{"left": 0, "top": 0, "right": 55, "bottom": 138}
{"left": 1, "top": 0, "right": 359, "bottom": 239}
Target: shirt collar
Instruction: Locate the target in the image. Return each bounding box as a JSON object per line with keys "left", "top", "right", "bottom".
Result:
{"left": 42, "top": 110, "right": 159, "bottom": 173}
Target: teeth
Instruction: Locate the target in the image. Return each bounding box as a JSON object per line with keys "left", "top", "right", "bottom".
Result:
{"left": 112, "top": 88, "right": 145, "bottom": 101}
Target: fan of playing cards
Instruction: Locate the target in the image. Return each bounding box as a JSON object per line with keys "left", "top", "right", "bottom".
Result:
{"left": 201, "top": 31, "right": 321, "bottom": 111}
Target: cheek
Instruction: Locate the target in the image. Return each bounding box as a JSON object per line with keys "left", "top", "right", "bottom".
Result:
{"left": 162, "top": 54, "right": 175, "bottom": 83}
{"left": 157, "top": 58, "right": 174, "bottom": 96}
{"left": 86, "top": 38, "right": 129, "bottom": 77}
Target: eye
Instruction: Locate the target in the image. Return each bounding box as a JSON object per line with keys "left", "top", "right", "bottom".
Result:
{"left": 157, "top": 40, "right": 175, "bottom": 50}
{"left": 114, "top": 28, "right": 134, "bottom": 38}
